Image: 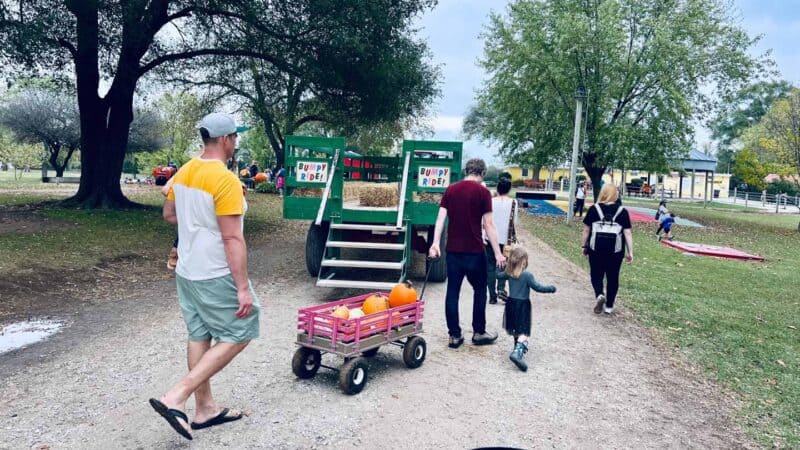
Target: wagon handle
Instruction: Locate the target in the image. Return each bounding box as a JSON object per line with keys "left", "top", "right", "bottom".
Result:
{"left": 418, "top": 256, "right": 439, "bottom": 301}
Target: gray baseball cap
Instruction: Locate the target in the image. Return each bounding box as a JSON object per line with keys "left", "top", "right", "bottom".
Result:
{"left": 197, "top": 112, "right": 250, "bottom": 138}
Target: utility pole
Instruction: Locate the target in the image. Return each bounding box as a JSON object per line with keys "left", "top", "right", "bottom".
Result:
{"left": 567, "top": 86, "right": 587, "bottom": 223}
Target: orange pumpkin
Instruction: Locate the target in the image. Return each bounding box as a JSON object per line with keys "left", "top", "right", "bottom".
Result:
{"left": 332, "top": 305, "right": 349, "bottom": 320}
{"left": 362, "top": 294, "right": 389, "bottom": 315}
{"left": 253, "top": 172, "right": 268, "bottom": 183}
{"left": 388, "top": 281, "right": 418, "bottom": 308}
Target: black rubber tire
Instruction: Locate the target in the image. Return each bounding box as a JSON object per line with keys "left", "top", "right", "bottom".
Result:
{"left": 291, "top": 347, "right": 321, "bottom": 379}
{"left": 155, "top": 176, "right": 167, "bottom": 186}
{"left": 362, "top": 347, "right": 379, "bottom": 357}
{"left": 426, "top": 226, "right": 447, "bottom": 282}
{"left": 338, "top": 357, "right": 369, "bottom": 395}
{"left": 305, "top": 221, "right": 329, "bottom": 277}
{"left": 402, "top": 336, "right": 427, "bottom": 369}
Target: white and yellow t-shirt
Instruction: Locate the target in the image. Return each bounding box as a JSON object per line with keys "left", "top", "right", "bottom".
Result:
{"left": 167, "top": 157, "right": 246, "bottom": 281}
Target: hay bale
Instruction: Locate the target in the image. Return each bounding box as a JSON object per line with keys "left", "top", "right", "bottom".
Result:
{"left": 342, "top": 181, "right": 400, "bottom": 206}
{"left": 414, "top": 192, "right": 443, "bottom": 204}
{"left": 291, "top": 187, "right": 323, "bottom": 198}
{"left": 358, "top": 182, "right": 399, "bottom": 207}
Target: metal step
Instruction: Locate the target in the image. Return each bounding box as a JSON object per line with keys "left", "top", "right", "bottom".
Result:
{"left": 316, "top": 279, "right": 398, "bottom": 290}
{"left": 321, "top": 259, "right": 404, "bottom": 270}
{"left": 326, "top": 241, "right": 404, "bottom": 250}
{"left": 330, "top": 223, "right": 404, "bottom": 232}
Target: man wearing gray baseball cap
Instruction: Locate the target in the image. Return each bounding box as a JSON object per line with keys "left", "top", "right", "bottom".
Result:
{"left": 150, "top": 112, "right": 258, "bottom": 440}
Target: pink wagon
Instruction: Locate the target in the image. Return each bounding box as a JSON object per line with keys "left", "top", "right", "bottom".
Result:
{"left": 293, "top": 292, "right": 427, "bottom": 394}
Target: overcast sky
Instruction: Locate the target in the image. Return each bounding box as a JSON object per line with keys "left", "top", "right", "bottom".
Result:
{"left": 413, "top": 0, "right": 800, "bottom": 166}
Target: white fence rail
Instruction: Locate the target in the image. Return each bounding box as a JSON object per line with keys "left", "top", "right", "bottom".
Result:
{"left": 729, "top": 188, "right": 800, "bottom": 212}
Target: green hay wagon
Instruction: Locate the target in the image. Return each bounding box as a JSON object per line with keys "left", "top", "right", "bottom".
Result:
{"left": 282, "top": 136, "right": 462, "bottom": 290}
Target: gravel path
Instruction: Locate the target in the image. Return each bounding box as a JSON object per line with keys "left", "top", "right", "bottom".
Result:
{"left": 0, "top": 223, "right": 752, "bottom": 449}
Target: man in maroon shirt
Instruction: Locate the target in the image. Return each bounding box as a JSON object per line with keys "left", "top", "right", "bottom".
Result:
{"left": 429, "top": 158, "right": 506, "bottom": 348}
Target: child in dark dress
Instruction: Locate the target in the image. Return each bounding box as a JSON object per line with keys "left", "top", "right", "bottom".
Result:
{"left": 496, "top": 247, "right": 557, "bottom": 371}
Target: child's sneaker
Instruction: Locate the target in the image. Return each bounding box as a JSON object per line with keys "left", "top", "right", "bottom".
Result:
{"left": 167, "top": 247, "right": 178, "bottom": 270}
{"left": 509, "top": 341, "right": 528, "bottom": 371}
{"left": 594, "top": 294, "right": 606, "bottom": 314}
{"left": 603, "top": 306, "right": 614, "bottom": 315}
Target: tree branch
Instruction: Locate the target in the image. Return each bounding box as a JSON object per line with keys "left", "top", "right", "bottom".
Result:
{"left": 138, "top": 49, "right": 298, "bottom": 78}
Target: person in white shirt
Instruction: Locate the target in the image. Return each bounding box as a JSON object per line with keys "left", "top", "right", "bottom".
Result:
{"left": 574, "top": 180, "right": 588, "bottom": 217}
{"left": 486, "top": 178, "right": 517, "bottom": 304}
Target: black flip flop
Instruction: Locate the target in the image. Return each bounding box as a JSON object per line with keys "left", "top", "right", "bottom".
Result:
{"left": 149, "top": 398, "right": 192, "bottom": 440}
{"left": 190, "top": 407, "right": 243, "bottom": 430}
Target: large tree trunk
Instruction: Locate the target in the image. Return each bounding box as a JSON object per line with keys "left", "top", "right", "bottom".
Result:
{"left": 62, "top": 2, "right": 138, "bottom": 209}
{"left": 532, "top": 164, "right": 542, "bottom": 182}
{"left": 64, "top": 88, "right": 138, "bottom": 209}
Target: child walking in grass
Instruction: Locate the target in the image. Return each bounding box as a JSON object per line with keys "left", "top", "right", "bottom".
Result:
{"left": 496, "top": 247, "right": 557, "bottom": 371}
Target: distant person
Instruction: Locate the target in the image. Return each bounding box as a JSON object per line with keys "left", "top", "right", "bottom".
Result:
{"left": 657, "top": 213, "right": 676, "bottom": 241}
{"left": 485, "top": 177, "right": 516, "bottom": 304}
{"left": 276, "top": 166, "right": 285, "bottom": 197}
{"left": 429, "top": 158, "right": 506, "bottom": 349}
{"left": 581, "top": 184, "right": 634, "bottom": 315}
{"left": 151, "top": 112, "right": 258, "bottom": 441}
{"left": 496, "top": 246, "right": 556, "bottom": 371}
{"left": 248, "top": 160, "right": 259, "bottom": 178}
{"left": 655, "top": 200, "right": 669, "bottom": 220}
{"left": 574, "top": 182, "right": 587, "bottom": 217}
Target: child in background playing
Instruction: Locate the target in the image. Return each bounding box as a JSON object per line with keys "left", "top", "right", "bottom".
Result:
{"left": 657, "top": 213, "right": 676, "bottom": 241}
{"left": 496, "top": 247, "right": 557, "bottom": 371}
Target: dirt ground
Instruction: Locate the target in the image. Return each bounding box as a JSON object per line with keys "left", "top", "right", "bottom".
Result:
{"left": 0, "top": 221, "right": 753, "bottom": 449}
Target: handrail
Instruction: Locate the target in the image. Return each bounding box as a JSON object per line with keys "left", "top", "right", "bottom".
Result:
{"left": 315, "top": 148, "right": 340, "bottom": 226}
{"left": 396, "top": 151, "right": 411, "bottom": 229}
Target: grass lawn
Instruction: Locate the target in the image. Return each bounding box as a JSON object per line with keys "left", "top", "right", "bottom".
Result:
{"left": 521, "top": 207, "right": 800, "bottom": 447}
{"left": 0, "top": 184, "right": 284, "bottom": 275}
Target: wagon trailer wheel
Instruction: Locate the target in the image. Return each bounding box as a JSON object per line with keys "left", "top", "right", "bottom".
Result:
{"left": 292, "top": 347, "right": 322, "bottom": 379}
{"left": 402, "top": 336, "right": 426, "bottom": 369}
{"left": 339, "top": 357, "right": 369, "bottom": 395}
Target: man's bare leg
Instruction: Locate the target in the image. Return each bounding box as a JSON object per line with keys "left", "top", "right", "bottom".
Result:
{"left": 159, "top": 341, "right": 249, "bottom": 431}
{"left": 186, "top": 340, "right": 243, "bottom": 424}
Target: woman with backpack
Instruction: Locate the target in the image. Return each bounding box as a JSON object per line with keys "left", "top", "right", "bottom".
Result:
{"left": 580, "top": 184, "right": 634, "bottom": 315}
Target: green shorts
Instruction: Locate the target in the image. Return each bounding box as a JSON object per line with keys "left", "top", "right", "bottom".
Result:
{"left": 176, "top": 274, "right": 260, "bottom": 343}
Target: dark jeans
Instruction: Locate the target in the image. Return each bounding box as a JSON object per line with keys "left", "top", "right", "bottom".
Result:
{"left": 588, "top": 252, "right": 625, "bottom": 308}
{"left": 445, "top": 252, "right": 488, "bottom": 337}
{"left": 574, "top": 198, "right": 585, "bottom": 216}
{"left": 485, "top": 243, "right": 506, "bottom": 300}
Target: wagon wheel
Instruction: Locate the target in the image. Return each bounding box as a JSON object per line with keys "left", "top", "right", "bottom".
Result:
{"left": 292, "top": 347, "right": 321, "bottom": 379}
{"left": 402, "top": 336, "right": 426, "bottom": 369}
{"left": 339, "top": 357, "right": 369, "bottom": 395}
{"left": 362, "top": 347, "right": 380, "bottom": 357}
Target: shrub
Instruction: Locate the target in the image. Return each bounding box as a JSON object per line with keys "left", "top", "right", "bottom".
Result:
{"left": 255, "top": 182, "right": 278, "bottom": 194}
{"left": 765, "top": 179, "right": 799, "bottom": 197}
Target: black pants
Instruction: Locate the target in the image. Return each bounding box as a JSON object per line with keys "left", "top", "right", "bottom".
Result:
{"left": 445, "top": 252, "right": 488, "bottom": 337}
{"left": 588, "top": 252, "right": 625, "bottom": 308}
{"left": 574, "top": 198, "right": 585, "bottom": 216}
